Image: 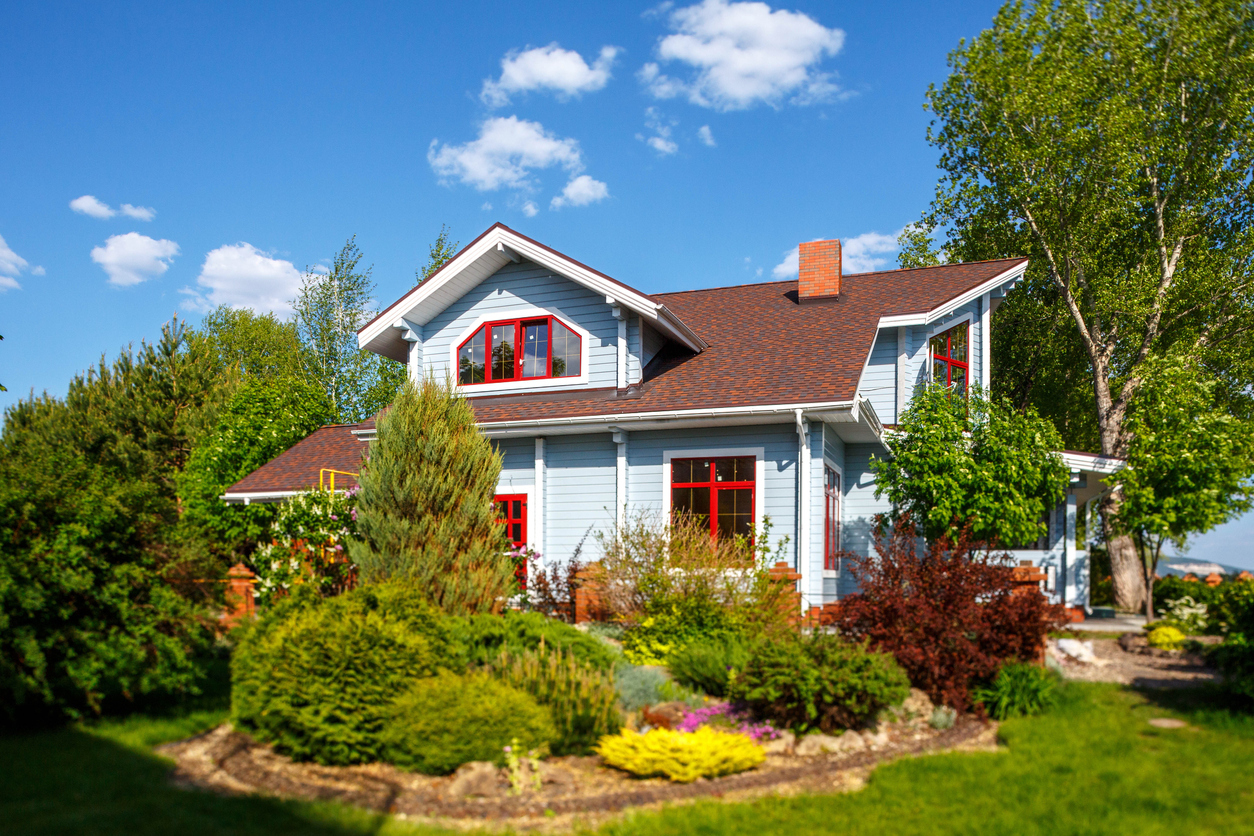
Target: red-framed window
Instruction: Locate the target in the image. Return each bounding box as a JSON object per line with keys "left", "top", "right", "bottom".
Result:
{"left": 930, "top": 323, "right": 970, "bottom": 394}
{"left": 458, "top": 316, "right": 581, "bottom": 385}
{"left": 670, "top": 456, "right": 755, "bottom": 540}
{"left": 494, "top": 493, "right": 528, "bottom": 587}
{"left": 824, "top": 465, "right": 841, "bottom": 571}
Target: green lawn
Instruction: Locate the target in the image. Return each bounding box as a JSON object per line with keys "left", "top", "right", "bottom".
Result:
{"left": 2, "top": 683, "right": 1252, "bottom": 836}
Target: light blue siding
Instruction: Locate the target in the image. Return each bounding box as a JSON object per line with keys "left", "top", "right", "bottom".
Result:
{"left": 543, "top": 434, "right": 617, "bottom": 565}
{"left": 641, "top": 322, "right": 665, "bottom": 369}
{"left": 421, "top": 261, "right": 619, "bottom": 393}
{"left": 858, "top": 329, "right": 899, "bottom": 423}
{"left": 839, "top": 443, "right": 885, "bottom": 597}
{"left": 493, "top": 438, "right": 534, "bottom": 490}
{"left": 627, "top": 316, "right": 642, "bottom": 385}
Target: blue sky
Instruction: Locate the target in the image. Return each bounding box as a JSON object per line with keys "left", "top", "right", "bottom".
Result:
{"left": 2, "top": 0, "right": 1249, "bottom": 566}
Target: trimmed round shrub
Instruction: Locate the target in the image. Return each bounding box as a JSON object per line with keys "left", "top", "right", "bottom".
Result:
{"left": 728, "top": 633, "right": 910, "bottom": 733}
{"left": 489, "top": 647, "right": 622, "bottom": 755}
{"left": 973, "top": 661, "right": 1058, "bottom": 720}
{"left": 231, "top": 583, "right": 451, "bottom": 765}
{"left": 1147, "top": 625, "right": 1187, "bottom": 650}
{"left": 381, "top": 671, "right": 555, "bottom": 774}
{"left": 668, "top": 634, "right": 751, "bottom": 697}
{"left": 448, "top": 610, "right": 616, "bottom": 671}
{"left": 596, "top": 727, "right": 765, "bottom": 782}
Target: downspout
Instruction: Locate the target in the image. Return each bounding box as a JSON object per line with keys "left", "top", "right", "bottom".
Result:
{"left": 611, "top": 428, "right": 627, "bottom": 533}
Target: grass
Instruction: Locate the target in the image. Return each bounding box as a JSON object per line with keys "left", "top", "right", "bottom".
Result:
{"left": 3, "top": 681, "right": 1252, "bottom": 835}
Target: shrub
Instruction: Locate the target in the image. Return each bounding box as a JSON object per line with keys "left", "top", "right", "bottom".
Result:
{"left": 524, "top": 551, "right": 586, "bottom": 623}
{"left": 596, "top": 727, "right": 765, "bottom": 782}
{"left": 381, "top": 671, "right": 555, "bottom": 775}
{"left": 1212, "top": 634, "right": 1254, "bottom": 702}
{"left": 348, "top": 378, "right": 516, "bottom": 613}
{"left": 973, "top": 662, "right": 1058, "bottom": 720}
{"left": 448, "top": 610, "right": 616, "bottom": 671}
{"left": 231, "top": 583, "right": 451, "bottom": 765}
{"left": 252, "top": 488, "right": 358, "bottom": 605}
{"left": 675, "top": 701, "right": 779, "bottom": 741}
{"left": 489, "top": 647, "right": 622, "bottom": 755}
{"left": 614, "top": 662, "right": 669, "bottom": 712}
{"left": 1158, "top": 596, "right": 1209, "bottom": 635}
{"left": 1147, "top": 625, "right": 1187, "bottom": 650}
{"left": 830, "top": 520, "right": 1066, "bottom": 712}
{"left": 728, "top": 632, "right": 910, "bottom": 733}
{"left": 668, "top": 634, "right": 751, "bottom": 697}
{"left": 929, "top": 706, "right": 957, "bottom": 729}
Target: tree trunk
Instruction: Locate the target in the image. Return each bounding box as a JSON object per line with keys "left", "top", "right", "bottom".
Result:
{"left": 1099, "top": 493, "right": 1146, "bottom": 612}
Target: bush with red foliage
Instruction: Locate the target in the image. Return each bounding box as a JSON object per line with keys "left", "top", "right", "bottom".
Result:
{"left": 829, "top": 520, "right": 1065, "bottom": 713}
{"left": 524, "top": 552, "right": 586, "bottom": 623}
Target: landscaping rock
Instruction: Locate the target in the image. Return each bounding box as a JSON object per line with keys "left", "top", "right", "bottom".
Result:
{"left": 832, "top": 731, "right": 867, "bottom": 753}
{"left": 1056, "top": 638, "right": 1101, "bottom": 663}
{"left": 861, "top": 727, "right": 890, "bottom": 748}
{"left": 901, "top": 688, "right": 934, "bottom": 719}
{"left": 1147, "top": 718, "right": 1188, "bottom": 729}
{"left": 642, "top": 701, "right": 689, "bottom": 730}
{"left": 447, "top": 761, "right": 503, "bottom": 798}
{"left": 761, "top": 731, "right": 795, "bottom": 755}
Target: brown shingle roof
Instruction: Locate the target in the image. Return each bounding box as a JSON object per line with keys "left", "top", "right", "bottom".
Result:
{"left": 225, "top": 424, "right": 367, "bottom": 495}
{"left": 464, "top": 258, "right": 1025, "bottom": 425}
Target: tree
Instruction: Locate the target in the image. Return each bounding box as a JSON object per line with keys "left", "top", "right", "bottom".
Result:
{"left": 895, "top": 223, "right": 943, "bottom": 270}
{"left": 921, "top": 0, "right": 1254, "bottom": 609}
{"left": 415, "top": 224, "right": 459, "bottom": 286}
{"left": 1114, "top": 357, "right": 1254, "bottom": 620}
{"left": 347, "top": 377, "right": 515, "bottom": 613}
{"left": 199, "top": 306, "right": 305, "bottom": 383}
{"left": 293, "top": 237, "right": 405, "bottom": 423}
{"left": 873, "top": 384, "right": 1069, "bottom": 547}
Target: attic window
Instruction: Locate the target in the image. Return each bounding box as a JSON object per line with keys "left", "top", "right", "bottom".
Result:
{"left": 458, "top": 316, "right": 581, "bottom": 385}
{"left": 930, "top": 323, "right": 969, "bottom": 394}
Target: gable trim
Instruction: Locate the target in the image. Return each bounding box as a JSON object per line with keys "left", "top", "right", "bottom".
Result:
{"left": 876, "top": 259, "right": 1028, "bottom": 329}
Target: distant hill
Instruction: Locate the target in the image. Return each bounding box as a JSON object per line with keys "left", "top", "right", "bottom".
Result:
{"left": 1157, "top": 559, "right": 1249, "bottom": 578}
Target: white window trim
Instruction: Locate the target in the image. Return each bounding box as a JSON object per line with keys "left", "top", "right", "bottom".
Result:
{"left": 926, "top": 312, "right": 974, "bottom": 383}
{"left": 449, "top": 306, "right": 591, "bottom": 392}
{"left": 822, "top": 457, "right": 843, "bottom": 578}
{"left": 492, "top": 482, "right": 538, "bottom": 553}
{"left": 661, "top": 447, "right": 766, "bottom": 533}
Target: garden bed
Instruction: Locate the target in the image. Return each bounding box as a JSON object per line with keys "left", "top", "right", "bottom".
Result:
{"left": 158, "top": 715, "right": 997, "bottom": 831}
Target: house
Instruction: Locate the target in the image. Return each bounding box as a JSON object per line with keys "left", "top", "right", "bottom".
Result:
{"left": 224, "top": 223, "right": 1121, "bottom": 610}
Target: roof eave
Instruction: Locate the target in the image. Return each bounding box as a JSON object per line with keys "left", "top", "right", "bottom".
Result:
{"left": 877, "top": 259, "right": 1029, "bottom": 329}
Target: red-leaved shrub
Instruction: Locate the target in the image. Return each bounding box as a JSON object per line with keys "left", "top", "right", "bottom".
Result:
{"left": 829, "top": 520, "right": 1065, "bottom": 712}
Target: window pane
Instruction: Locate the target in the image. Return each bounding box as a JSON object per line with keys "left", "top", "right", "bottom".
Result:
{"left": 930, "top": 333, "right": 948, "bottom": 359}
{"left": 459, "top": 327, "right": 486, "bottom": 384}
{"left": 511, "top": 523, "right": 522, "bottom": 543}
{"left": 511, "top": 500, "right": 522, "bottom": 519}
{"left": 950, "top": 326, "right": 968, "bottom": 362}
{"left": 950, "top": 364, "right": 967, "bottom": 394}
{"left": 672, "top": 458, "right": 710, "bottom": 484}
{"left": 521, "top": 321, "right": 548, "bottom": 378}
{"left": 491, "top": 324, "right": 516, "bottom": 380}
{"left": 715, "top": 456, "right": 755, "bottom": 482}
{"left": 672, "top": 486, "right": 710, "bottom": 530}
{"left": 551, "top": 320, "right": 580, "bottom": 378}
{"left": 716, "top": 488, "right": 754, "bottom": 539}
{"left": 933, "top": 357, "right": 948, "bottom": 384}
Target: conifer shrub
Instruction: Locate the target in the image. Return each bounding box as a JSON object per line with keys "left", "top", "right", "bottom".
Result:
{"left": 448, "top": 610, "right": 616, "bottom": 671}
{"left": 728, "top": 632, "right": 909, "bottom": 733}
{"left": 489, "top": 646, "right": 622, "bottom": 755}
{"left": 596, "top": 727, "right": 765, "bottom": 782}
{"left": 381, "top": 671, "right": 555, "bottom": 774}
{"left": 668, "top": 634, "right": 751, "bottom": 697}
{"left": 348, "top": 378, "right": 516, "bottom": 614}
{"left": 231, "top": 583, "right": 451, "bottom": 765}
{"left": 829, "top": 520, "right": 1065, "bottom": 713}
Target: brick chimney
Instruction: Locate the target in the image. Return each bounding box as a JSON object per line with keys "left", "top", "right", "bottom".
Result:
{"left": 798, "top": 239, "right": 842, "bottom": 299}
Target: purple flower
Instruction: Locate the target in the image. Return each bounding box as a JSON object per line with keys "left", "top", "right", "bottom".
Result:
{"left": 331, "top": 515, "right": 338, "bottom": 521}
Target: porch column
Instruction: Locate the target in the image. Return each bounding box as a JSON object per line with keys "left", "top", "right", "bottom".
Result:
{"left": 611, "top": 428, "right": 627, "bottom": 532}
{"left": 1064, "top": 492, "right": 1078, "bottom": 607}
{"left": 534, "top": 437, "right": 546, "bottom": 561}
{"left": 980, "top": 293, "right": 991, "bottom": 391}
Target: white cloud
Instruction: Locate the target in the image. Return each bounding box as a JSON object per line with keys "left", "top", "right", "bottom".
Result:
{"left": 0, "top": 233, "right": 31, "bottom": 291}
{"left": 180, "top": 243, "right": 303, "bottom": 316}
{"left": 429, "top": 116, "right": 585, "bottom": 192}
{"left": 70, "top": 195, "right": 156, "bottom": 221}
{"left": 638, "top": 106, "right": 679, "bottom": 155}
{"left": 482, "top": 44, "right": 620, "bottom": 107}
{"left": 647, "top": 136, "right": 679, "bottom": 155}
{"left": 550, "top": 175, "right": 609, "bottom": 210}
{"left": 90, "top": 232, "right": 179, "bottom": 287}
{"left": 31, "top": 266, "right": 46, "bottom": 276}
{"left": 70, "top": 194, "right": 115, "bottom": 219}
{"left": 641, "top": 0, "right": 845, "bottom": 111}
{"left": 770, "top": 229, "right": 903, "bottom": 279}
{"left": 522, "top": 201, "right": 539, "bottom": 217}
{"left": 698, "top": 124, "right": 716, "bottom": 146}
{"left": 120, "top": 203, "right": 156, "bottom": 221}
{"left": 481, "top": 201, "right": 494, "bottom": 211}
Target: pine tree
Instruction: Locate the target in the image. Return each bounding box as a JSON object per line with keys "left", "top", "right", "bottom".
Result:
{"left": 348, "top": 377, "right": 515, "bottom": 613}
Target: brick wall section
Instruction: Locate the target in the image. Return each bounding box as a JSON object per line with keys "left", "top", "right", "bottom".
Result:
{"left": 798, "top": 239, "right": 842, "bottom": 298}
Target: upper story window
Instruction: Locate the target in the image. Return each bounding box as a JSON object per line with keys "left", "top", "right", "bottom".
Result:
{"left": 458, "top": 316, "right": 581, "bottom": 385}
{"left": 930, "top": 323, "right": 969, "bottom": 394}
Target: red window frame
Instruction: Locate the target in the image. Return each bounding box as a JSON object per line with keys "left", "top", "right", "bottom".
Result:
{"left": 930, "top": 323, "right": 970, "bottom": 394}
{"left": 457, "top": 316, "right": 580, "bottom": 385}
{"left": 494, "top": 493, "right": 528, "bottom": 587}
{"left": 669, "top": 456, "right": 756, "bottom": 542}
{"left": 823, "top": 465, "right": 841, "bottom": 571}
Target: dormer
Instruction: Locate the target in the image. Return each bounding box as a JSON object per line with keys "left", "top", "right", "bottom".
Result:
{"left": 357, "top": 224, "right": 704, "bottom": 397}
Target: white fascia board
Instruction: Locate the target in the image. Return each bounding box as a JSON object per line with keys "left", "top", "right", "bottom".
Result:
{"left": 1061, "top": 451, "right": 1125, "bottom": 475}
{"left": 221, "top": 490, "right": 303, "bottom": 505}
{"left": 475, "top": 399, "right": 862, "bottom": 435}
{"left": 876, "top": 260, "right": 1029, "bottom": 330}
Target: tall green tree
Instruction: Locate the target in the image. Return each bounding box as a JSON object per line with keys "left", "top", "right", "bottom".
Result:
{"left": 415, "top": 224, "right": 459, "bottom": 286}
{"left": 293, "top": 237, "right": 405, "bottom": 423}
{"left": 873, "top": 384, "right": 1069, "bottom": 547}
{"left": 1114, "top": 358, "right": 1254, "bottom": 620}
{"left": 920, "top": 0, "right": 1254, "bottom": 608}
{"left": 348, "top": 377, "right": 515, "bottom": 614}
{"left": 199, "top": 306, "right": 305, "bottom": 383}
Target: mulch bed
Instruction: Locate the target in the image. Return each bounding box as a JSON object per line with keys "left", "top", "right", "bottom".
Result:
{"left": 157, "top": 717, "right": 997, "bottom": 831}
